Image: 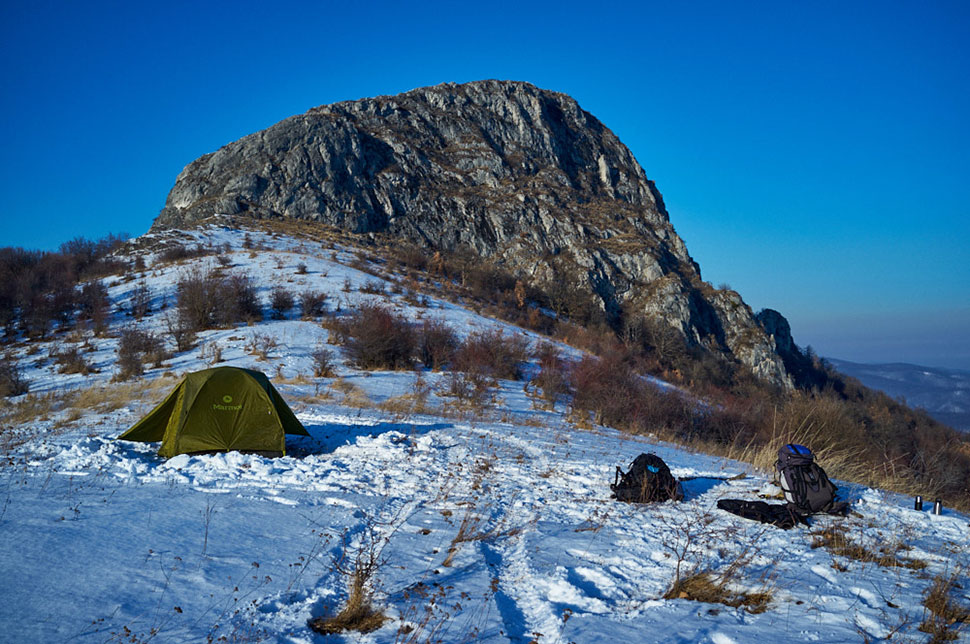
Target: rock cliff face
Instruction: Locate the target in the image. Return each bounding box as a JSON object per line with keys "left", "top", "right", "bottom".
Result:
{"left": 153, "top": 80, "right": 793, "bottom": 387}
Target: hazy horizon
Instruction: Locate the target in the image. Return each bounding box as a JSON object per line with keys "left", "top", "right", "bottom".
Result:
{"left": 1, "top": 1, "right": 967, "bottom": 371}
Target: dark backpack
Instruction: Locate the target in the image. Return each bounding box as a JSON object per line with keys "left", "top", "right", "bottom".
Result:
{"left": 611, "top": 453, "right": 683, "bottom": 503}
{"left": 775, "top": 444, "right": 839, "bottom": 515}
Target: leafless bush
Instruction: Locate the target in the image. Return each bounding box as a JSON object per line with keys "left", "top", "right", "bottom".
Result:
{"left": 116, "top": 327, "right": 167, "bottom": 380}
{"left": 659, "top": 508, "right": 771, "bottom": 614}
{"left": 163, "top": 310, "right": 196, "bottom": 353}
{"left": 312, "top": 345, "right": 335, "bottom": 377}
{"left": 417, "top": 319, "right": 457, "bottom": 370}
{"left": 246, "top": 333, "right": 278, "bottom": 361}
{"left": 440, "top": 370, "right": 492, "bottom": 412}
{"left": 77, "top": 281, "right": 110, "bottom": 335}
{"left": 52, "top": 344, "right": 93, "bottom": 375}
{"left": 532, "top": 343, "right": 569, "bottom": 404}
{"left": 0, "top": 354, "right": 29, "bottom": 397}
{"left": 176, "top": 266, "right": 262, "bottom": 331}
{"left": 452, "top": 329, "right": 530, "bottom": 381}
{"left": 215, "top": 254, "right": 232, "bottom": 268}
{"left": 269, "top": 286, "right": 294, "bottom": 320}
{"left": 342, "top": 304, "right": 415, "bottom": 370}
{"left": 199, "top": 342, "right": 223, "bottom": 366}
{"left": 158, "top": 243, "right": 212, "bottom": 264}
{"left": 129, "top": 282, "right": 152, "bottom": 319}
{"left": 224, "top": 272, "right": 262, "bottom": 324}
{"left": 296, "top": 262, "right": 307, "bottom": 275}
{"left": 569, "top": 353, "right": 690, "bottom": 433}
{"left": 360, "top": 279, "right": 386, "bottom": 295}
{"left": 299, "top": 290, "right": 328, "bottom": 319}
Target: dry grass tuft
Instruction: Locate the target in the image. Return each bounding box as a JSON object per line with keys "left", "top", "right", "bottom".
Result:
{"left": 810, "top": 525, "right": 927, "bottom": 571}
{"left": 308, "top": 524, "right": 389, "bottom": 636}
{"left": 664, "top": 572, "right": 771, "bottom": 613}
{"left": 307, "top": 568, "right": 389, "bottom": 635}
{"left": 920, "top": 568, "right": 970, "bottom": 642}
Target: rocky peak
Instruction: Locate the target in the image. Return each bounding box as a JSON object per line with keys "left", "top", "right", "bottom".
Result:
{"left": 153, "top": 80, "right": 793, "bottom": 388}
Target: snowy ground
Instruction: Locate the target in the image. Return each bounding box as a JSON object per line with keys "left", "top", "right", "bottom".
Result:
{"left": 1, "top": 223, "right": 967, "bottom": 643}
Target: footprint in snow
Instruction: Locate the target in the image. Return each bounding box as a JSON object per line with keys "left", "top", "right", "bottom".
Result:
{"left": 811, "top": 563, "right": 839, "bottom": 584}
{"left": 849, "top": 586, "right": 879, "bottom": 609}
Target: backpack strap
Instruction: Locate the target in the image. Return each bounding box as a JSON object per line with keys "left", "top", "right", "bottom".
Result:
{"left": 611, "top": 466, "right": 623, "bottom": 491}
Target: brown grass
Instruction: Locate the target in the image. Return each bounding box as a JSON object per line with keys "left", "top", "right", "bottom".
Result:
{"left": 920, "top": 569, "right": 970, "bottom": 642}
{"left": 307, "top": 567, "right": 388, "bottom": 635}
{"left": 810, "top": 525, "right": 927, "bottom": 570}
{"left": 0, "top": 376, "right": 179, "bottom": 455}
{"left": 664, "top": 572, "right": 771, "bottom": 613}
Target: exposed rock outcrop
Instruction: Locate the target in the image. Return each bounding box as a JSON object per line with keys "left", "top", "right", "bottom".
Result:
{"left": 153, "top": 80, "right": 793, "bottom": 387}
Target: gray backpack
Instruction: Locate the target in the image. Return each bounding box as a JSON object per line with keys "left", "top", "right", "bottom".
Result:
{"left": 775, "top": 444, "right": 839, "bottom": 515}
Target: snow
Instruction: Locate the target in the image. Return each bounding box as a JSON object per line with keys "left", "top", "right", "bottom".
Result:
{"left": 1, "top": 222, "right": 968, "bottom": 643}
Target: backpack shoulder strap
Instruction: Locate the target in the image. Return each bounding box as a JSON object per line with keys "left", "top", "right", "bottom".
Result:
{"left": 612, "top": 465, "right": 623, "bottom": 490}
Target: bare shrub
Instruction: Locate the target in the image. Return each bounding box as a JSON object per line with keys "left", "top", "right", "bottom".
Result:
{"left": 158, "top": 243, "right": 211, "bottom": 264}
{"left": 163, "top": 310, "right": 196, "bottom": 353}
{"left": 175, "top": 266, "right": 222, "bottom": 331}
{"left": 129, "top": 282, "right": 152, "bottom": 319}
{"left": 199, "top": 342, "right": 223, "bottom": 366}
{"left": 417, "top": 319, "right": 457, "bottom": 370}
{"left": 532, "top": 343, "right": 569, "bottom": 405}
{"left": 311, "top": 345, "right": 335, "bottom": 377}
{"left": 269, "top": 286, "right": 294, "bottom": 320}
{"left": 299, "top": 290, "right": 327, "bottom": 319}
{"left": 52, "top": 344, "right": 93, "bottom": 375}
{"left": 659, "top": 509, "right": 772, "bottom": 614}
{"left": 223, "top": 272, "right": 262, "bottom": 324}
{"left": 452, "top": 329, "right": 529, "bottom": 380}
{"left": 568, "top": 352, "right": 693, "bottom": 434}
{"left": 360, "top": 279, "right": 385, "bottom": 295}
{"left": 440, "top": 370, "right": 492, "bottom": 412}
{"left": 246, "top": 333, "right": 278, "bottom": 361}
{"left": 342, "top": 304, "right": 415, "bottom": 370}
{"left": 295, "top": 262, "right": 307, "bottom": 275}
{"left": 0, "top": 354, "right": 29, "bottom": 397}
{"left": 176, "top": 266, "right": 262, "bottom": 331}
{"left": 116, "top": 327, "right": 166, "bottom": 380}
{"left": 77, "top": 281, "right": 110, "bottom": 335}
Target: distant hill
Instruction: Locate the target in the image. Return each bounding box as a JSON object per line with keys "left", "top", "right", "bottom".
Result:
{"left": 828, "top": 358, "right": 970, "bottom": 431}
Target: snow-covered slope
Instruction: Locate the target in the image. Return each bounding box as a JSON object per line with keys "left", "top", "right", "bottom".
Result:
{"left": 1, "top": 223, "right": 967, "bottom": 643}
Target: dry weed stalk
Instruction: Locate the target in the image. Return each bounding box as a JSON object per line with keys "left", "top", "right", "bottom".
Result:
{"left": 658, "top": 507, "right": 773, "bottom": 613}
{"left": 308, "top": 524, "right": 390, "bottom": 635}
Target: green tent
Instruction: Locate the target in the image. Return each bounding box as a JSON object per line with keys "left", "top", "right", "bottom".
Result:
{"left": 118, "top": 366, "right": 309, "bottom": 457}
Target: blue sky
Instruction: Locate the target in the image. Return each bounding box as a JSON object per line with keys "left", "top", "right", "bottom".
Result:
{"left": 1, "top": 0, "right": 968, "bottom": 368}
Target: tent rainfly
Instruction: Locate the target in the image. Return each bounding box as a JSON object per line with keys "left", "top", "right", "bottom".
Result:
{"left": 118, "top": 366, "right": 309, "bottom": 457}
